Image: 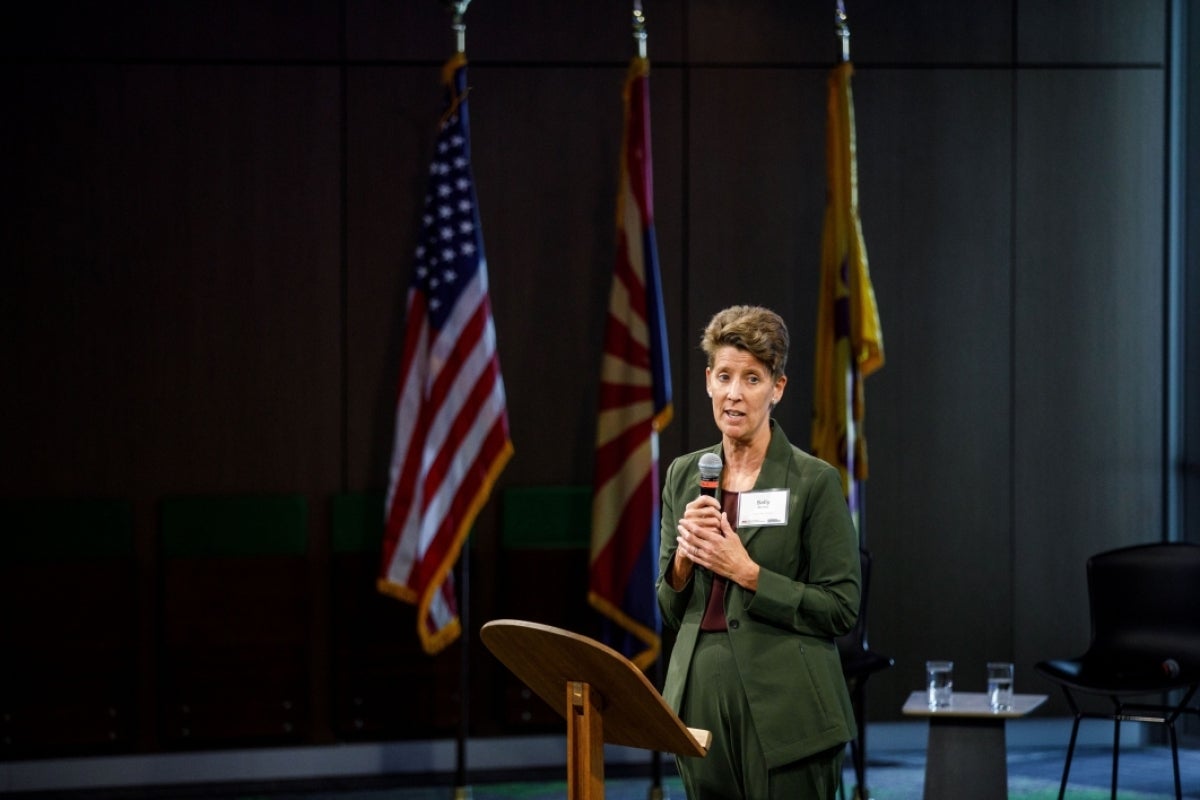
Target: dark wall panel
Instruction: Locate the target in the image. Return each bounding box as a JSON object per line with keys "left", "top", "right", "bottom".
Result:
{"left": 1013, "top": 67, "right": 1166, "bottom": 709}
{"left": 1018, "top": 0, "right": 1168, "bottom": 64}
{"left": 473, "top": 66, "right": 629, "bottom": 487}
{"left": 0, "top": 1, "right": 341, "bottom": 61}
{"left": 1186, "top": 0, "right": 1200, "bottom": 553}
{"left": 686, "top": 0, "right": 1014, "bottom": 65}
{"left": 684, "top": 66, "right": 825, "bottom": 452}
{"left": 345, "top": 63, "right": 445, "bottom": 492}
{"left": 347, "top": 0, "right": 687, "bottom": 64}
{"left": 853, "top": 68, "right": 1015, "bottom": 714}
{"left": 1, "top": 64, "right": 343, "bottom": 497}
{"left": 0, "top": 500, "right": 138, "bottom": 758}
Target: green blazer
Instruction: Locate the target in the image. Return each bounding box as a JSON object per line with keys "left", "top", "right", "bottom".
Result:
{"left": 656, "top": 421, "right": 861, "bottom": 769}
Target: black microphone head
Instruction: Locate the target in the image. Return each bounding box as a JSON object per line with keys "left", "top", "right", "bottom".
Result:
{"left": 698, "top": 452, "right": 723, "bottom": 481}
{"left": 1162, "top": 658, "right": 1181, "bottom": 678}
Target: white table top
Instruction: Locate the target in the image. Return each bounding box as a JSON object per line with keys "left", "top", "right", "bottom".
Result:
{"left": 902, "top": 691, "right": 1048, "bottom": 719}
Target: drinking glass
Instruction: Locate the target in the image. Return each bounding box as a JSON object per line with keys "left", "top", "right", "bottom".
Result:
{"left": 987, "top": 661, "right": 1014, "bottom": 711}
{"left": 926, "top": 660, "right": 954, "bottom": 709}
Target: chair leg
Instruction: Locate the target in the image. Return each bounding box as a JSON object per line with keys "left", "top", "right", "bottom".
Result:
{"left": 850, "top": 738, "right": 864, "bottom": 799}
{"left": 1057, "top": 714, "right": 1081, "bottom": 800}
{"left": 1110, "top": 718, "right": 1121, "bottom": 800}
{"left": 1168, "top": 722, "right": 1182, "bottom": 800}
{"left": 839, "top": 739, "right": 852, "bottom": 800}
{"left": 853, "top": 682, "right": 868, "bottom": 796}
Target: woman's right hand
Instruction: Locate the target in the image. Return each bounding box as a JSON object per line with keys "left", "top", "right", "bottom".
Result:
{"left": 669, "top": 495, "right": 723, "bottom": 589}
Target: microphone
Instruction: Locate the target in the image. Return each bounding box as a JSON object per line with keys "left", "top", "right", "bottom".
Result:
{"left": 1162, "top": 658, "right": 1181, "bottom": 678}
{"left": 698, "top": 453, "right": 722, "bottom": 498}
{"left": 693, "top": 453, "right": 723, "bottom": 573}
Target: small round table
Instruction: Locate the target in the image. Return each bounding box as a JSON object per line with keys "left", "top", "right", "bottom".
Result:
{"left": 902, "top": 690, "right": 1047, "bottom": 800}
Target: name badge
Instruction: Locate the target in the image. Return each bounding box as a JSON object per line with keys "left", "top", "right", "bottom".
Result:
{"left": 736, "top": 489, "right": 789, "bottom": 527}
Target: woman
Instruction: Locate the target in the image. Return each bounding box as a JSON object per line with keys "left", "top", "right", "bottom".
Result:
{"left": 656, "top": 305, "right": 861, "bottom": 799}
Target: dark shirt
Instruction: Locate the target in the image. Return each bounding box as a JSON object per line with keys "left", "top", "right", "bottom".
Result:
{"left": 699, "top": 491, "right": 740, "bottom": 631}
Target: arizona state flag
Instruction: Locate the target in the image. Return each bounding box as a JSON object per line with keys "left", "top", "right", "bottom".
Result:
{"left": 812, "top": 61, "right": 883, "bottom": 523}
{"left": 588, "top": 56, "right": 672, "bottom": 672}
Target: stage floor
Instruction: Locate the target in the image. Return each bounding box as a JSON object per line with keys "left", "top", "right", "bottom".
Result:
{"left": 16, "top": 745, "right": 1194, "bottom": 800}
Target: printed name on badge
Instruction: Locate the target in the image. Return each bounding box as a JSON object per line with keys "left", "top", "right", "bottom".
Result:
{"left": 736, "top": 489, "right": 789, "bottom": 527}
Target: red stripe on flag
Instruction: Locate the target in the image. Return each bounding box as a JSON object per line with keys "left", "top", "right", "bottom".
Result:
{"left": 590, "top": 468, "right": 655, "bottom": 596}
{"left": 410, "top": 359, "right": 503, "bottom": 590}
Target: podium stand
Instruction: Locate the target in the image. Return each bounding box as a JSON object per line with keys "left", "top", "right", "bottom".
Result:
{"left": 481, "top": 619, "right": 710, "bottom": 800}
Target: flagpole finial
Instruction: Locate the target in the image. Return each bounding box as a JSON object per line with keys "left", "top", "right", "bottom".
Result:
{"left": 835, "top": 0, "right": 850, "bottom": 62}
{"left": 632, "top": 0, "right": 648, "bottom": 59}
{"left": 443, "top": 0, "right": 471, "bottom": 53}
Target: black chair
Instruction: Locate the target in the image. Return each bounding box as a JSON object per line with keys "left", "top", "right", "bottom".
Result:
{"left": 837, "top": 546, "right": 894, "bottom": 800}
{"left": 1034, "top": 542, "right": 1200, "bottom": 800}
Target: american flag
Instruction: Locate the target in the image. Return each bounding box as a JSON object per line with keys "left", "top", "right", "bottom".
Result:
{"left": 811, "top": 60, "right": 883, "bottom": 531}
{"left": 587, "top": 56, "right": 672, "bottom": 672}
{"left": 379, "top": 53, "right": 513, "bottom": 656}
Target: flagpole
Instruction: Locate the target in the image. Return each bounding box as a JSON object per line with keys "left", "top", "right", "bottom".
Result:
{"left": 841, "top": 1, "right": 859, "bottom": 551}
{"left": 454, "top": 543, "right": 471, "bottom": 800}
{"left": 825, "top": 10, "right": 887, "bottom": 799}
{"left": 442, "top": 8, "right": 474, "bottom": 798}
{"left": 442, "top": 0, "right": 471, "bottom": 54}
{"left": 833, "top": 2, "right": 864, "bottom": 551}
{"left": 632, "top": 0, "right": 647, "bottom": 59}
{"left": 835, "top": 0, "right": 850, "bottom": 62}
{"left": 636, "top": 3, "right": 665, "bottom": 794}
{"left": 630, "top": 3, "right": 666, "bottom": 797}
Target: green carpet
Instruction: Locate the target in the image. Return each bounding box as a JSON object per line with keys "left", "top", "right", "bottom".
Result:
{"left": 210, "top": 747, "right": 1195, "bottom": 799}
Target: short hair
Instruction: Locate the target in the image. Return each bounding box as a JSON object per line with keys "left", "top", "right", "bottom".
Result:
{"left": 700, "top": 305, "right": 790, "bottom": 380}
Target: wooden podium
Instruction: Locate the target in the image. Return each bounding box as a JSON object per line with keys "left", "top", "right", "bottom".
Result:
{"left": 481, "top": 619, "right": 710, "bottom": 800}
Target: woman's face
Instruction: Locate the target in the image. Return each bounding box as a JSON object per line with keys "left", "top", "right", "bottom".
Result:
{"left": 706, "top": 345, "right": 786, "bottom": 446}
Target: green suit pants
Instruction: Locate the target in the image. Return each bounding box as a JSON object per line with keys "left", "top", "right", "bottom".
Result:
{"left": 676, "top": 633, "right": 845, "bottom": 799}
